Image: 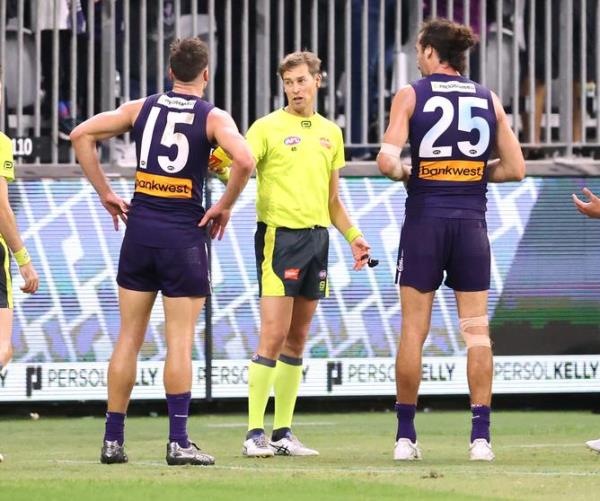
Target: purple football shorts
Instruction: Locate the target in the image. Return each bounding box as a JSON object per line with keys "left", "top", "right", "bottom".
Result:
{"left": 395, "top": 215, "right": 490, "bottom": 292}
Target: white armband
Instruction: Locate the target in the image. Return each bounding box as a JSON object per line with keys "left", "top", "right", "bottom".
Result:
{"left": 379, "top": 143, "right": 402, "bottom": 158}
{"left": 379, "top": 143, "right": 411, "bottom": 181}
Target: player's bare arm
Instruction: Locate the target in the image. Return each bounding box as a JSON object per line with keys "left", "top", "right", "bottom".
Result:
{"left": 71, "top": 100, "right": 144, "bottom": 230}
{"left": 0, "top": 177, "right": 39, "bottom": 294}
{"left": 200, "top": 108, "right": 255, "bottom": 239}
{"left": 328, "top": 170, "right": 371, "bottom": 271}
{"left": 377, "top": 85, "right": 415, "bottom": 181}
{"left": 0, "top": 177, "right": 27, "bottom": 258}
{"left": 572, "top": 187, "right": 600, "bottom": 218}
{"left": 486, "top": 92, "right": 526, "bottom": 183}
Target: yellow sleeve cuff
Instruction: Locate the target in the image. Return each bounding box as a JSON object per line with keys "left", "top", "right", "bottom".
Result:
{"left": 343, "top": 226, "right": 363, "bottom": 244}
{"left": 14, "top": 247, "right": 31, "bottom": 266}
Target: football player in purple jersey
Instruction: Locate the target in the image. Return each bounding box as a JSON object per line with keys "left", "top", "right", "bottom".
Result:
{"left": 377, "top": 18, "right": 525, "bottom": 461}
{"left": 71, "top": 37, "right": 254, "bottom": 466}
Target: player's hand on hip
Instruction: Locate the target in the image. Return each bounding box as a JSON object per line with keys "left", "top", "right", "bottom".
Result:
{"left": 19, "top": 262, "right": 39, "bottom": 294}
{"left": 573, "top": 188, "right": 600, "bottom": 219}
{"left": 100, "top": 191, "right": 130, "bottom": 230}
{"left": 350, "top": 236, "right": 371, "bottom": 271}
{"left": 198, "top": 203, "right": 231, "bottom": 240}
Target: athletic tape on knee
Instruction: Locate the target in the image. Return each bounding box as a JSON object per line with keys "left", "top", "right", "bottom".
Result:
{"left": 459, "top": 315, "right": 491, "bottom": 349}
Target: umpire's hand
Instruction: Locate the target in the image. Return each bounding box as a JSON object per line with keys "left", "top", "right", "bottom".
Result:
{"left": 350, "top": 236, "right": 371, "bottom": 271}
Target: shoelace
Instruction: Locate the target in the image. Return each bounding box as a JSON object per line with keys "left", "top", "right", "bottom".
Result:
{"left": 287, "top": 435, "right": 303, "bottom": 447}
{"left": 253, "top": 435, "right": 269, "bottom": 448}
{"left": 189, "top": 442, "right": 211, "bottom": 458}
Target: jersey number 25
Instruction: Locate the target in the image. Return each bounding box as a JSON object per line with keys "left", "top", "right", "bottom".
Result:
{"left": 419, "top": 96, "right": 490, "bottom": 158}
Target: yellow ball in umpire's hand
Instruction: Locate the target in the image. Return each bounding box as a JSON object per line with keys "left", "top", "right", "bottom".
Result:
{"left": 208, "top": 146, "right": 233, "bottom": 174}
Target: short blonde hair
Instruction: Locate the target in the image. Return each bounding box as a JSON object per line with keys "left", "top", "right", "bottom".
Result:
{"left": 278, "top": 51, "right": 321, "bottom": 78}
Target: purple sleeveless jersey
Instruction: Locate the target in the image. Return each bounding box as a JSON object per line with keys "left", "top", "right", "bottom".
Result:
{"left": 406, "top": 73, "right": 497, "bottom": 219}
{"left": 127, "top": 91, "right": 214, "bottom": 247}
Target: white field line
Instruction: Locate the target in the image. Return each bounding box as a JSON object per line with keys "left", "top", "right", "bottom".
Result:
{"left": 46, "top": 460, "right": 600, "bottom": 477}
{"left": 204, "top": 421, "right": 338, "bottom": 428}
{"left": 496, "top": 443, "right": 585, "bottom": 449}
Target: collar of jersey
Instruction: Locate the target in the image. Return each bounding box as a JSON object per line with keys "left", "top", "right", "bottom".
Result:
{"left": 280, "top": 107, "right": 318, "bottom": 121}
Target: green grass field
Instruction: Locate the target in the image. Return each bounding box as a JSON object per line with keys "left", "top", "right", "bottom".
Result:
{"left": 0, "top": 411, "right": 599, "bottom": 500}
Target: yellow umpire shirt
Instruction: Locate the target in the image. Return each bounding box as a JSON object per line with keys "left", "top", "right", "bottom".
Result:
{"left": 0, "top": 133, "right": 15, "bottom": 245}
{"left": 245, "top": 108, "right": 345, "bottom": 229}
{"left": 0, "top": 132, "right": 15, "bottom": 183}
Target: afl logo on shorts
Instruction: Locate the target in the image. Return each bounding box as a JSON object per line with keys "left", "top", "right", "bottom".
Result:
{"left": 284, "top": 136, "right": 301, "bottom": 146}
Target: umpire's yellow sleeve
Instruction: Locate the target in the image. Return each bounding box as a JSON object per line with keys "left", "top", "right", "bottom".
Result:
{"left": 0, "top": 133, "right": 15, "bottom": 182}
{"left": 245, "top": 118, "right": 268, "bottom": 164}
{"left": 331, "top": 126, "right": 345, "bottom": 171}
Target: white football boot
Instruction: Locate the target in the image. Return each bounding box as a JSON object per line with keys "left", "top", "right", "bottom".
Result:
{"left": 393, "top": 438, "right": 422, "bottom": 461}
{"left": 585, "top": 438, "right": 600, "bottom": 453}
{"left": 243, "top": 433, "right": 274, "bottom": 458}
{"left": 269, "top": 433, "right": 319, "bottom": 456}
{"left": 469, "top": 439, "right": 495, "bottom": 461}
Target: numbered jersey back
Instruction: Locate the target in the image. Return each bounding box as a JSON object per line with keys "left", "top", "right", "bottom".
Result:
{"left": 132, "top": 92, "right": 213, "bottom": 204}
{"left": 128, "top": 92, "right": 214, "bottom": 247}
{"left": 407, "top": 74, "right": 497, "bottom": 218}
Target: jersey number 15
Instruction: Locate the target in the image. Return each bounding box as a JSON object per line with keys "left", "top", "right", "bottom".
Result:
{"left": 139, "top": 106, "right": 195, "bottom": 174}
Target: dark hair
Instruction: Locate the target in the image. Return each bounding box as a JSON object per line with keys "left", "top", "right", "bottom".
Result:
{"left": 169, "top": 37, "right": 209, "bottom": 82}
{"left": 278, "top": 51, "right": 321, "bottom": 78}
{"left": 419, "top": 18, "right": 477, "bottom": 74}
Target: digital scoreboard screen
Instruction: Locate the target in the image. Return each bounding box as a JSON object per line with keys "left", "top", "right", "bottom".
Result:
{"left": 2, "top": 176, "right": 599, "bottom": 401}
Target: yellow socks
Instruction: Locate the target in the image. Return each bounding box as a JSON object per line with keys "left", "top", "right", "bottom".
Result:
{"left": 273, "top": 355, "right": 303, "bottom": 431}
{"left": 247, "top": 355, "right": 277, "bottom": 431}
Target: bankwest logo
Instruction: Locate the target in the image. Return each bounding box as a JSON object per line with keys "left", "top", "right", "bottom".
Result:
{"left": 135, "top": 171, "right": 192, "bottom": 198}
{"left": 419, "top": 160, "right": 484, "bottom": 182}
